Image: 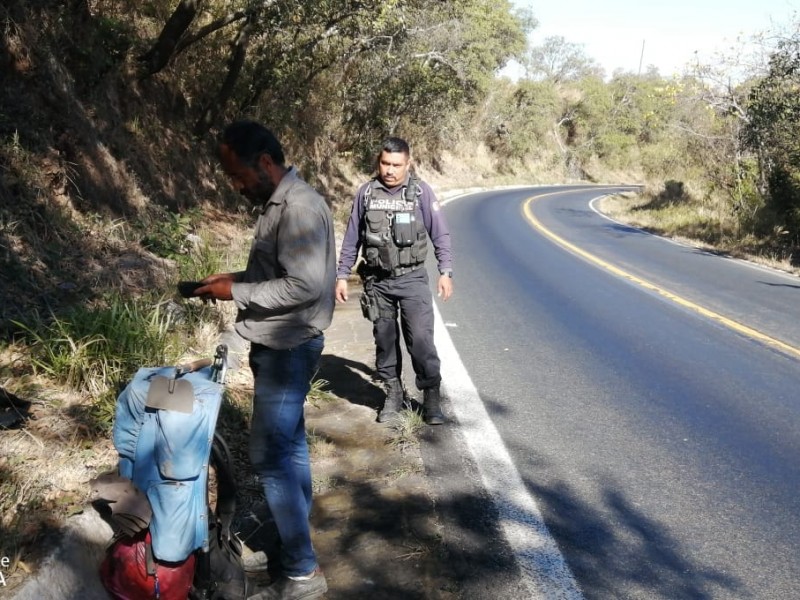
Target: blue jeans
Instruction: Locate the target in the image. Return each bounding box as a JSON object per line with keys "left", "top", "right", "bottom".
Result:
{"left": 248, "top": 335, "right": 324, "bottom": 577}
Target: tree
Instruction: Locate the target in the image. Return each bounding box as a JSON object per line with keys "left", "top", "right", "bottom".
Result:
{"left": 744, "top": 34, "right": 800, "bottom": 235}
{"left": 139, "top": 0, "right": 208, "bottom": 76}
{"left": 523, "top": 36, "right": 603, "bottom": 83}
{"left": 137, "top": 0, "right": 528, "bottom": 142}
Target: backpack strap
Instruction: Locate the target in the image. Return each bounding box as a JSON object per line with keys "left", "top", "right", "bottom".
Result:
{"left": 210, "top": 432, "right": 237, "bottom": 542}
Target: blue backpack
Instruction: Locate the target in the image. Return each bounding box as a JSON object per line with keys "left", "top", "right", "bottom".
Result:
{"left": 97, "top": 345, "right": 249, "bottom": 599}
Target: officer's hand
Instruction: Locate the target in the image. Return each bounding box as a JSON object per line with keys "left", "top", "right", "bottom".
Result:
{"left": 335, "top": 279, "right": 349, "bottom": 303}
{"left": 437, "top": 275, "right": 453, "bottom": 302}
{"left": 195, "top": 278, "right": 233, "bottom": 302}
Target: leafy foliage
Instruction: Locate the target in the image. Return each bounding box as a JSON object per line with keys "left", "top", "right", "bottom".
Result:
{"left": 744, "top": 36, "right": 800, "bottom": 238}
{"left": 523, "top": 36, "right": 603, "bottom": 83}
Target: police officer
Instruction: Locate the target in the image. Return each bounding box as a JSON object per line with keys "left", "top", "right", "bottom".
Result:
{"left": 335, "top": 137, "right": 453, "bottom": 425}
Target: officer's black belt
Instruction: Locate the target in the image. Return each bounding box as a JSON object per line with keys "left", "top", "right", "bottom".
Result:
{"left": 392, "top": 264, "right": 424, "bottom": 277}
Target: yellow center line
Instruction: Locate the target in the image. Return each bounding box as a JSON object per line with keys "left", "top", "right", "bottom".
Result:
{"left": 522, "top": 190, "right": 800, "bottom": 362}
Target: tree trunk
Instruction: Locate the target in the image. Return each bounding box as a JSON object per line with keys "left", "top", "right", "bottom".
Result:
{"left": 139, "top": 0, "right": 205, "bottom": 77}
{"left": 68, "top": 0, "right": 91, "bottom": 23}
{"left": 172, "top": 10, "right": 247, "bottom": 58}
{"left": 194, "top": 17, "right": 254, "bottom": 136}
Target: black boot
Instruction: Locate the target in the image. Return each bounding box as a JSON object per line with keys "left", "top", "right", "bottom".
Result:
{"left": 423, "top": 386, "right": 445, "bottom": 425}
{"left": 378, "top": 378, "right": 404, "bottom": 423}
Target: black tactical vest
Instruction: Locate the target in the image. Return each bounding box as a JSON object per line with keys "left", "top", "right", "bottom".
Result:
{"left": 361, "top": 177, "right": 428, "bottom": 276}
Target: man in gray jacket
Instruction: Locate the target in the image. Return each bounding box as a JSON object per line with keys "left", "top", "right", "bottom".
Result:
{"left": 197, "top": 120, "right": 334, "bottom": 600}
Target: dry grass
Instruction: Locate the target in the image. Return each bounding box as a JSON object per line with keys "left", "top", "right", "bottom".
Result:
{"left": 599, "top": 192, "right": 800, "bottom": 277}
{"left": 0, "top": 370, "right": 118, "bottom": 583}
{"left": 387, "top": 408, "right": 426, "bottom": 454}
{"left": 307, "top": 430, "right": 340, "bottom": 460}
{"left": 417, "top": 140, "right": 567, "bottom": 192}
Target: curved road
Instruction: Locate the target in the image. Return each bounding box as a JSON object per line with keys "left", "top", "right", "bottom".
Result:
{"left": 428, "top": 186, "right": 800, "bottom": 599}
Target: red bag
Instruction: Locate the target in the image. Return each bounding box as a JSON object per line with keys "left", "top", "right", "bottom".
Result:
{"left": 100, "top": 530, "right": 196, "bottom": 600}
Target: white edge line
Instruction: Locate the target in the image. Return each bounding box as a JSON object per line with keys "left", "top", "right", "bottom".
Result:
{"left": 433, "top": 301, "right": 584, "bottom": 600}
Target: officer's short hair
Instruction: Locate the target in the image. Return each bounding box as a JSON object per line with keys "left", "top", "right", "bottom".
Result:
{"left": 221, "top": 121, "right": 286, "bottom": 167}
{"left": 380, "top": 137, "right": 410, "bottom": 157}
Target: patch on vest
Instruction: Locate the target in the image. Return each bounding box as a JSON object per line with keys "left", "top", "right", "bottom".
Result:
{"left": 368, "top": 198, "right": 415, "bottom": 211}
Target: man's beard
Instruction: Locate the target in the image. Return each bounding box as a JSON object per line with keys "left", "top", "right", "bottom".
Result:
{"left": 243, "top": 170, "right": 276, "bottom": 203}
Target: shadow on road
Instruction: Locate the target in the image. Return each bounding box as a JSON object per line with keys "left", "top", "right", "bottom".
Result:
{"left": 417, "top": 391, "right": 746, "bottom": 600}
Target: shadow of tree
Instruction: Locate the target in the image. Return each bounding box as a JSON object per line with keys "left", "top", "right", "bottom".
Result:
{"left": 414, "top": 390, "right": 747, "bottom": 600}
{"left": 523, "top": 476, "right": 742, "bottom": 599}
{"left": 759, "top": 280, "right": 800, "bottom": 290}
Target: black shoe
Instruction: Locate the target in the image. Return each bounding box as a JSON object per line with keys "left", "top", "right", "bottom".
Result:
{"left": 378, "top": 378, "right": 404, "bottom": 423}
{"left": 248, "top": 567, "right": 327, "bottom": 600}
{"left": 423, "top": 386, "right": 445, "bottom": 425}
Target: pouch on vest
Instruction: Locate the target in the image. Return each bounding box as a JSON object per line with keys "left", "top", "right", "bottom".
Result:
{"left": 392, "top": 212, "right": 416, "bottom": 247}
{"left": 365, "top": 212, "right": 388, "bottom": 247}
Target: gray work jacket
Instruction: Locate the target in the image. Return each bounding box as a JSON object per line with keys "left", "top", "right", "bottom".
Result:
{"left": 232, "top": 167, "right": 336, "bottom": 349}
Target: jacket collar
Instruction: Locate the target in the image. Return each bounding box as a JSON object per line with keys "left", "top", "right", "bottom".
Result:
{"left": 260, "top": 166, "right": 298, "bottom": 212}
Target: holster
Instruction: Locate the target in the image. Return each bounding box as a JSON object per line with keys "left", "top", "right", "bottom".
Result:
{"left": 360, "top": 284, "right": 380, "bottom": 322}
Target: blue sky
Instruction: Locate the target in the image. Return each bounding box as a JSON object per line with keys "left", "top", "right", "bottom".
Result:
{"left": 508, "top": 0, "right": 799, "bottom": 77}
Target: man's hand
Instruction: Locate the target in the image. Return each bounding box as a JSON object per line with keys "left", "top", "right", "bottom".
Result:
{"left": 437, "top": 275, "right": 453, "bottom": 301}
{"left": 201, "top": 273, "right": 238, "bottom": 285}
{"left": 195, "top": 272, "right": 237, "bottom": 302}
{"left": 335, "top": 279, "right": 349, "bottom": 303}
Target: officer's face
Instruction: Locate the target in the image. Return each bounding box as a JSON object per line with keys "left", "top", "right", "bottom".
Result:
{"left": 378, "top": 151, "right": 410, "bottom": 188}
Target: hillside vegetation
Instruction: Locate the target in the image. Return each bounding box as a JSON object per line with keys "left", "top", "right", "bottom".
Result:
{"left": 2, "top": 0, "right": 800, "bottom": 586}
{"left": 3, "top": 2, "right": 800, "bottom": 324}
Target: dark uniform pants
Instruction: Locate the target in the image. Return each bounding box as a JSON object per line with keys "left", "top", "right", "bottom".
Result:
{"left": 371, "top": 268, "right": 442, "bottom": 390}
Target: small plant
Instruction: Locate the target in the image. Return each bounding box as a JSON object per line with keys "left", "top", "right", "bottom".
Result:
{"left": 306, "top": 377, "right": 335, "bottom": 408}
{"left": 388, "top": 408, "right": 425, "bottom": 453}
{"left": 140, "top": 206, "right": 203, "bottom": 260}
{"left": 177, "top": 230, "right": 228, "bottom": 282}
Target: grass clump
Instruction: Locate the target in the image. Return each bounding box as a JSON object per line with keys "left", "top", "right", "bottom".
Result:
{"left": 306, "top": 377, "right": 336, "bottom": 408}
{"left": 14, "top": 294, "right": 185, "bottom": 431}
{"left": 601, "top": 186, "right": 800, "bottom": 275}
{"left": 18, "top": 295, "right": 179, "bottom": 390}
{"left": 388, "top": 408, "right": 426, "bottom": 453}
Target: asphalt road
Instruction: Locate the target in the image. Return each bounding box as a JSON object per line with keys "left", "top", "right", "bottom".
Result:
{"left": 427, "top": 186, "right": 800, "bottom": 600}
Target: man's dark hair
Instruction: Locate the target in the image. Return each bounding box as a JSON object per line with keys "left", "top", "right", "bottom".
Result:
{"left": 221, "top": 120, "right": 285, "bottom": 166}
{"left": 380, "top": 137, "right": 410, "bottom": 156}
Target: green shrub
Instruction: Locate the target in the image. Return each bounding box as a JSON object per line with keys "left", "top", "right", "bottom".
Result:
{"left": 16, "top": 294, "right": 180, "bottom": 396}
{"left": 140, "top": 206, "right": 203, "bottom": 260}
